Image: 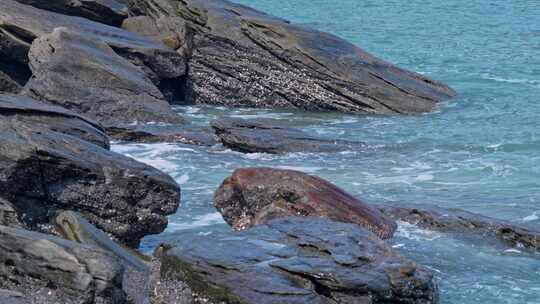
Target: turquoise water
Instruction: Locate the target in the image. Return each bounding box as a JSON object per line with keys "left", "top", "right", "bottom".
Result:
{"left": 113, "top": 1, "right": 540, "bottom": 303}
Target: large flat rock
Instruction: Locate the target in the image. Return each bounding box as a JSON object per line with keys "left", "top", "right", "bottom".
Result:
{"left": 0, "top": 94, "right": 180, "bottom": 247}
{"left": 212, "top": 117, "right": 366, "bottom": 154}
{"left": 129, "top": 0, "right": 456, "bottom": 114}
{"left": 160, "top": 217, "right": 438, "bottom": 304}
{"left": 0, "top": 0, "right": 187, "bottom": 102}
{"left": 13, "top": 0, "right": 128, "bottom": 26}
{"left": 214, "top": 167, "right": 397, "bottom": 239}
{"left": 0, "top": 225, "right": 126, "bottom": 303}
{"left": 25, "top": 28, "right": 185, "bottom": 127}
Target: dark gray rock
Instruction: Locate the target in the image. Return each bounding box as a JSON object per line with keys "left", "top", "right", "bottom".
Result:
{"left": 0, "top": 94, "right": 109, "bottom": 149}
{"left": 0, "top": 289, "right": 28, "bottom": 304}
{"left": 53, "top": 211, "right": 153, "bottom": 304}
{"left": 25, "top": 28, "right": 186, "bottom": 128}
{"left": 0, "top": 198, "right": 23, "bottom": 228}
{"left": 0, "top": 59, "right": 32, "bottom": 94}
{"left": 107, "top": 124, "right": 217, "bottom": 146}
{"left": 212, "top": 117, "right": 365, "bottom": 154}
{"left": 0, "top": 225, "right": 126, "bottom": 303}
{"left": 0, "top": 94, "right": 181, "bottom": 248}
{"left": 128, "top": 0, "right": 456, "bottom": 114}
{"left": 160, "top": 217, "right": 438, "bottom": 304}
{"left": 0, "top": 70, "right": 22, "bottom": 94}
{"left": 379, "top": 203, "right": 540, "bottom": 252}
{"left": 13, "top": 0, "right": 128, "bottom": 26}
{"left": 214, "top": 167, "right": 397, "bottom": 239}
{"left": 0, "top": 0, "right": 187, "bottom": 102}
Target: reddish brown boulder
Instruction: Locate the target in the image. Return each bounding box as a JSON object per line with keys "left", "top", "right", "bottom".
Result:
{"left": 214, "top": 167, "right": 396, "bottom": 239}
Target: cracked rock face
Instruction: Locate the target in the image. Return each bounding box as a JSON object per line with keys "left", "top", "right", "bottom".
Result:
{"left": 25, "top": 28, "right": 186, "bottom": 128}
{"left": 0, "top": 94, "right": 180, "bottom": 248}
{"left": 160, "top": 217, "right": 438, "bottom": 304}
{"left": 214, "top": 167, "right": 397, "bottom": 239}
{"left": 0, "top": 0, "right": 187, "bottom": 103}
{"left": 13, "top": 0, "right": 128, "bottom": 26}
{"left": 211, "top": 117, "right": 366, "bottom": 154}
{"left": 379, "top": 203, "right": 540, "bottom": 252}
{"left": 129, "top": 0, "right": 456, "bottom": 114}
{"left": 0, "top": 225, "right": 126, "bottom": 304}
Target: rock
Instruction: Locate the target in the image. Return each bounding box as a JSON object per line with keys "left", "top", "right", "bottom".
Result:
{"left": 0, "top": 70, "right": 22, "bottom": 94}
{"left": 0, "top": 289, "right": 28, "bottom": 304}
{"left": 0, "top": 59, "right": 31, "bottom": 94}
{"left": 379, "top": 203, "right": 540, "bottom": 252}
{"left": 122, "top": 15, "right": 192, "bottom": 55}
{"left": 0, "top": 94, "right": 181, "bottom": 248}
{"left": 211, "top": 117, "right": 366, "bottom": 154}
{"left": 0, "top": 198, "right": 23, "bottom": 228}
{"left": 107, "top": 124, "right": 217, "bottom": 146}
{"left": 0, "top": 225, "right": 126, "bottom": 303}
{"left": 53, "top": 211, "right": 150, "bottom": 272}
{"left": 128, "top": 0, "right": 456, "bottom": 114}
{"left": 25, "top": 28, "right": 186, "bottom": 128}
{"left": 0, "top": 0, "right": 187, "bottom": 102}
{"left": 159, "top": 217, "right": 438, "bottom": 304}
{"left": 13, "top": 0, "right": 128, "bottom": 26}
{"left": 0, "top": 94, "right": 109, "bottom": 149}
{"left": 214, "top": 167, "right": 396, "bottom": 239}
{"left": 53, "top": 211, "right": 153, "bottom": 304}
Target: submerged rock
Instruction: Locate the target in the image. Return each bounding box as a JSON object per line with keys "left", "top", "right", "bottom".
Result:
{"left": 214, "top": 167, "right": 396, "bottom": 239}
{"left": 0, "top": 94, "right": 180, "bottom": 248}
{"left": 159, "top": 217, "right": 438, "bottom": 304}
{"left": 107, "top": 124, "right": 217, "bottom": 146}
{"left": 212, "top": 118, "right": 365, "bottom": 154}
{"left": 129, "top": 0, "right": 455, "bottom": 114}
{"left": 13, "top": 0, "right": 128, "bottom": 26}
{"left": 0, "top": 0, "right": 187, "bottom": 102}
{"left": 0, "top": 225, "right": 126, "bottom": 303}
{"left": 379, "top": 203, "right": 540, "bottom": 252}
{"left": 25, "top": 28, "right": 186, "bottom": 128}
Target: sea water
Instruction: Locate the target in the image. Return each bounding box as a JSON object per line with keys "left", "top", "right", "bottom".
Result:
{"left": 112, "top": 0, "right": 540, "bottom": 302}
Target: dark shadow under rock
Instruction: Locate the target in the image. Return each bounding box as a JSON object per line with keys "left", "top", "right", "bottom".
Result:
{"left": 13, "top": 0, "right": 128, "bottom": 27}
{"left": 211, "top": 118, "right": 366, "bottom": 154}
{"left": 107, "top": 124, "right": 217, "bottom": 146}
{"left": 129, "top": 0, "right": 456, "bottom": 114}
{"left": 379, "top": 203, "right": 540, "bottom": 252}
{"left": 0, "top": 94, "right": 180, "bottom": 248}
{"left": 214, "top": 167, "right": 396, "bottom": 239}
{"left": 0, "top": 225, "right": 126, "bottom": 303}
{"left": 159, "top": 217, "right": 438, "bottom": 304}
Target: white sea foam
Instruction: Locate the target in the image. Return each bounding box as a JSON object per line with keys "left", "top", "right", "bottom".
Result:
{"left": 177, "top": 174, "right": 190, "bottom": 185}
{"left": 523, "top": 211, "right": 539, "bottom": 222}
{"left": 276, "top": 166, "right": 323, "bottom": 173}
{"left": 167, "top": 212, "right": 225, "bottom": 232}
{"left": 395, "top": 221, "right": 442, "bottom": 241}
{"left": 480, "top": 73, "right": 540, "bottom": 88}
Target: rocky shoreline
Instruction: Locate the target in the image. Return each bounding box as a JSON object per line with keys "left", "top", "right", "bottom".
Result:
{"left": 0, "top": 0, "right": 535, "bottom": 303}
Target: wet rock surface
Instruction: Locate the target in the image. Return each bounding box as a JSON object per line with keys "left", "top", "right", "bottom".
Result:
{"left": 0, "top": 94, "right": 180, "bottom": 248}
{"left": 214, "top": 167, "right": 397, "bottom": 239}
{"left": 0, "top": 225, "right": 126, "bottom": 303}
{"left": 128, "top": 0, "right": 455, "bottom": 114}
{"left": 379, "top": 203, "right": 540, "bottom": 252}
{"left": 107, "top": 124, "right": 217, "bottom": 146}
{"left": 212, "top": 117, "right": 366, "bottom": 154}
{"left": 0, "top": 0, "right": 187, "bottom": 102}
{"left": 13, "top": 0, "right": 128, "bottom": 26}
{"left": 25, "top": 28, "right": 186, "bottom": 128}
{"left": 160, "top": 217, "right": 438, "bottom": 304}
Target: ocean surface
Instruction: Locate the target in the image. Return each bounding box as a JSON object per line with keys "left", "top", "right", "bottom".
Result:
{"left": 112, "top": 1, "right": 540, "bottom": 303}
